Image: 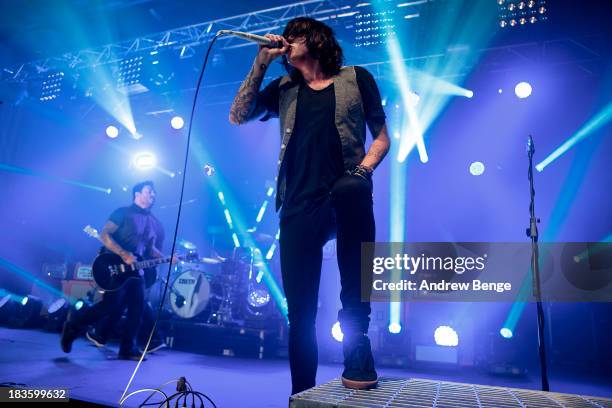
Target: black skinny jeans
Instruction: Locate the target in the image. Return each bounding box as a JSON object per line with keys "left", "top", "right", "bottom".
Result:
{"left": 280, "top": 174, "right": 375, "bottom": 394}
{"left": 96, "top": 296, "right": 163, "bottom": 346}
{"left": 76, "top": 277, "right": 145, "bottom": 354}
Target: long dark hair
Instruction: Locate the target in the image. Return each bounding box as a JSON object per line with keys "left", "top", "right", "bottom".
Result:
{"left": 282, "top": 17, "right": 344, "bottom": 78}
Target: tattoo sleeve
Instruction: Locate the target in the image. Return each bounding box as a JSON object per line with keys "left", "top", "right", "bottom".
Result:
{"left": 361, "top": 124, "right": 391, "bottom": 170}
{"left": 229, "top": 60, "right": 268, "bottom": 125}
{"left": 100, "top": 223, "right": 128, "bottom": 257}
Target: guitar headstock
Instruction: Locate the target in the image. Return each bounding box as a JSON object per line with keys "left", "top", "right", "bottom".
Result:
{"left": 83, "top": 225, "right": 100, "bottom": 240}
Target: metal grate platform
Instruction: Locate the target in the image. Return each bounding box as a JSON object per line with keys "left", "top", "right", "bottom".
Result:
{"left": 289, "top": 377, "right": 612, "bottom": 408}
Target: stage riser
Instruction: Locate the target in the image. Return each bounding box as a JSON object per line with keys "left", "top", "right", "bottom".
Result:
{"left": 289, "top": 378, "right": 612, "bottom": 408}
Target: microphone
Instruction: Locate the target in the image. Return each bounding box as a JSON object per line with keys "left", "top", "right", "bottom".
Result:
{"left": 527, "top": 135, "right": 535, "bottom": 156}
{"left": 217, "top": 30, "right": 284, "bottom": 48}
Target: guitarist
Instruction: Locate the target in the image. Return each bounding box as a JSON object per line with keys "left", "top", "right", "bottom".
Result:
{"left": 61, "top": 181, "right": 167, "bottom": 360}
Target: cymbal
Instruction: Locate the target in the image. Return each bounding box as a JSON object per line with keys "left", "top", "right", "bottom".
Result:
{"left": 178, "top": 239, "right": 197, "bottom": 250}
{"left": 237, "top": 231, "right": 275, "bottom": 246}
{"left": 201, "top": 256, "right": 225, "bottom": 265}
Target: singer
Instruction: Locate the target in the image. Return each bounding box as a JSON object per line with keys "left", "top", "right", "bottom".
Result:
{"left": 229, "top": 17, "right": 390, "bottom": 394}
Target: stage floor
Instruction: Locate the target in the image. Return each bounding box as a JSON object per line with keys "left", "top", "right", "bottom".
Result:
{"left": 0, "top": 327, "right": 610, "bottom": 407}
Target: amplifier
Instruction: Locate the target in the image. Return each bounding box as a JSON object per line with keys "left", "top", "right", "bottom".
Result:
{"left": 61, "top": 279, "right": 99, "bottom": 302}
{"left": 43, "top": 263, "right": 67, "bottom": 280}
{"left": 73, "top": 263, "right": 93, "bottom": 280}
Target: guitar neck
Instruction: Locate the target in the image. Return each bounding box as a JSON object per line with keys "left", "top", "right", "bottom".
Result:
{"left": 135, "top": 256, "right": 172, "bottom": 269}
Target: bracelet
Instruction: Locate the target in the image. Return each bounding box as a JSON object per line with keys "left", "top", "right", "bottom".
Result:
{"left": 348, "top": 165, "right": 373, "bottom": 180}
{"left": 356, "top": 164, "right": 373, "bottom": 175}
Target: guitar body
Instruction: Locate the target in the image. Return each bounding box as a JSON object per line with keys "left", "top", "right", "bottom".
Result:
{"left": 92, "top": 252, "right": 157, "bottom": 291}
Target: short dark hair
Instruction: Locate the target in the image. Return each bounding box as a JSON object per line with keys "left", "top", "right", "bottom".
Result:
{"left": 282, "top": 17, "right": 344, "bottom": 78}
{"left": 132, "top": 180, "right": 155, "bottom": 199}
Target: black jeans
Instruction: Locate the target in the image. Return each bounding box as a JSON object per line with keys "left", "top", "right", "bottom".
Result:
{"left": 279, "top": 174, "right": 375, "bottom": 394}
{"left": 76, "top": 277, "right": 145, "bottom": 354}
{"left": 96, "top": 298, "right": 162, "bottom": 347}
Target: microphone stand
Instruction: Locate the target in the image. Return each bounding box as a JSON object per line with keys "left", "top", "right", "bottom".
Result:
{"left": 526, "top": 135, "right": 550, "bottom": 391}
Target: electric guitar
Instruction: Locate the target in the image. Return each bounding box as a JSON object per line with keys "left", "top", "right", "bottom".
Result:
{"left": 83, "top": 225, "right": 198, "bottom": 292}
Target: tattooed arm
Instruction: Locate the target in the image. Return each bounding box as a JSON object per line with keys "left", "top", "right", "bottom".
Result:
{"left": 228, "top": 60, "right": 268, "bottom": 125}
{"left": 360, "top": 124, "right": 391, "bottom": 170}
{"left": 229, "top": 34, "right": 289, "bottom": 125}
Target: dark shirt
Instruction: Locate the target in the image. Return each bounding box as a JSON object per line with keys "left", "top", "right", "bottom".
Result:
{"left": 108, "top": 204, "right": 164, "bottom": 258}
{"left": 258, "top": 66, "right": 386, "bottom": 218}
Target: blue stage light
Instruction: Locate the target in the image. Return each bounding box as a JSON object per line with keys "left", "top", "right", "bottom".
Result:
{"left": 48, "top": 298, "right": 68, "bottom": 314}
{"left": 256, "top": 201, "right": 268, "bottom": 223}
{"left": 106, "top": 125, "right": 119, "bottom": 138}
{"left": 224, "top": 209, "right": 234, "bottom": 228}
{"left": 407, "top": 91, "right": 420, "bottom": 107}
{"left": 470, "top": 161, "right": 485, "bottom": 176}
{"left": 74, "top": 300, "right": 84, "bottom": 311}
{"left": 500, "top": 327, "right": 513, "bottom": 339}
{"left": 514, "top": 82, "right": 532, "bottom": 99}
{"left": 332, "top": 321, "right": 344, "bottom": 342}
{"left": 434, "top": 325, "right": 459, "bottom": 347}
{"left": 133, "top": 152, "right": 157, "bottom": 170}
{"left": 388, "top": 322, "right": 402, "bottom": 334}
{"left": 171, "top": 116, "right": 184, "bottom": 130}
{"left": 0, "top": 294, "right": 12, "bottom": 309}
{"left": 247, "top": 289, "right": 271, "bottom": 308}
{"left": 265, "top": 243, "right": 277, "bottom": 260}
{"left": 20, "top": 296, "right": 29, "bottom": 306}
{"left": 231, "top": 232, "right": 240, "bottom": 248}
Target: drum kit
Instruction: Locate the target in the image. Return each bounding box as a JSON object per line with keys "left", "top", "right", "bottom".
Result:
{"left": 160, "top": 232, "right": 279, "bottom": 327}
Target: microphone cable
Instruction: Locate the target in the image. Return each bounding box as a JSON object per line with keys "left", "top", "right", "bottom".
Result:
{"left": 119, "top": 32, "right": 222, "bottom": 405}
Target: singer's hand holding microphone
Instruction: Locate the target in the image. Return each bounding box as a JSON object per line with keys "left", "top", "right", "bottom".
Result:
{"left": 258, "top": 34, "right": 290, "bottom": 64}
{"left": 216, "top": 30, "right": 290, "bottom": 66}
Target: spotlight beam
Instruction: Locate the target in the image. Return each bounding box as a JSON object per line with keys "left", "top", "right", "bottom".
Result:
{"left": 191, "top": 138, "right": 287, "bottom": 319}
{"left": 0, "top": 257, "right": 76, "bottom": 303}
{"left": 386, "top": 35, "right": 428, "bottom": 163}
{"left": 0, "top": 163, "right": 111, "bottom": 194}
{"left": 536, "top": 101, "right": 612, "bottom": 171}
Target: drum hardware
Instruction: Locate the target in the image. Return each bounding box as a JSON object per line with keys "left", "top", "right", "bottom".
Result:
{"left": 159, "top": 276, "right": 186, "bottom": 308}
{"left": 162, "top": 240, "right": 278, "bottom": 326}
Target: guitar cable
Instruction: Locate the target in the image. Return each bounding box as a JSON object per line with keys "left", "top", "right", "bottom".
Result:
{"left": 119, "top": 33, "right": 222, "bottom": 406}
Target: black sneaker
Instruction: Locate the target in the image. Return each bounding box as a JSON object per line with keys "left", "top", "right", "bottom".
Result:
{"left": 86, "top": 330, "right": 106, "bottom": 348}
{"left": 341, "top": 333, "right": 378, "bottom": 390}
{"left": 60, "top": 320, "right": 79, "bottom": 353}
{"left": 117, "top": 349, "right": 147, "bottom": 361}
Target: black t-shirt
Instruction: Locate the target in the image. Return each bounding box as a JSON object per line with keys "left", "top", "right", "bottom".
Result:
{"left": 258, "top": 66, "right": 386, "bottom": 218}
{"left": 108, "top": 204, "right": 164, "bottom": 258}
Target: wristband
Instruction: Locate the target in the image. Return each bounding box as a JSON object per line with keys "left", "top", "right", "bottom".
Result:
{"left": 347, "top": 165, "right": 373, "bottom": 181}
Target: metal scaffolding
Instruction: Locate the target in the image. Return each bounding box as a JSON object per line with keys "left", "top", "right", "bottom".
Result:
{"left": 1, "top": 0, "right": 358, "bottom": 82}
{"left": 1, "top": 0, "right": 604, "bottom": 98}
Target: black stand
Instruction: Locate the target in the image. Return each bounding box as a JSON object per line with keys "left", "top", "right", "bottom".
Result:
{"left": 526, "top": 135, "right": 550, "bottom": 392}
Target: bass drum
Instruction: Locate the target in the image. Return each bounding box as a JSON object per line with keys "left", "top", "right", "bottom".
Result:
{"left": 169, "top": 270, "right": 224, "bottom": 321}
